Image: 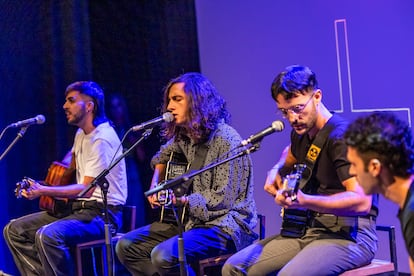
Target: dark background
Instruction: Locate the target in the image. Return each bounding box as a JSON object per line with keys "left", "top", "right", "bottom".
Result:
{"left": 0, "top": 1, "right": 199, "bottom": 273}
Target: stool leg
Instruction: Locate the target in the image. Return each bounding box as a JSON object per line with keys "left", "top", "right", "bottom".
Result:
{"left": 76, "top": 247, "right": 83, "bottom": 276}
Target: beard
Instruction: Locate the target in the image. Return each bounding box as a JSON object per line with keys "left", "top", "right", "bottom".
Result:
{"left": 291, "top": 110, "right": 318, "bottom": 136}
{"left": 67, "top": 108, "right": 87, "bottom": 126}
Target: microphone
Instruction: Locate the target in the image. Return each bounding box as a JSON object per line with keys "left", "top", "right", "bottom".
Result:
{"left": 132, "top": 112, "right": 174, "bottom": 131}
{"left": 241, "top": 120, "right": 284, "bottom": 146}
{"left": 8, "top": 115, "right": 46, "bottom": 128}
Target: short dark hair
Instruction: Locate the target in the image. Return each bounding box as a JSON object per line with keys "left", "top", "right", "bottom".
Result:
{"left": 65, "top": 81, "right": 108, "bottom": 126}
{"left": 271, "top": 65, "right": 318, "bottom": 101}
{"left": 344, "top": 112, "right": 414, "bottom": 177}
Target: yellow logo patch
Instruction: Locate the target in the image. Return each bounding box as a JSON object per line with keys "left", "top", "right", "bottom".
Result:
{"left": 307, "top": 145, "right": 320, "bottom": 162}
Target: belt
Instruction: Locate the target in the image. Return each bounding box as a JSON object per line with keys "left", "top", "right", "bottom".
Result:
{"left": 312, "top": 212, "right": 376, "bottom": 221}
{"left": 72, "top": 200, "right": 123, "bottom": 212}
{"left": 361, "top": 214, "right": 377, "bottom": 221}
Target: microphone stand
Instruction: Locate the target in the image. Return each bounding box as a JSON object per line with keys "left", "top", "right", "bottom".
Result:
{"left": 171, "top": 200, "right": 187, "bottom": 276}
{"left": 144, "top": 143, "right": 261, "bottom": 276}
{"left": 0, "top": 126, "right": 28, "bottom": 161}
{"left": 78, "top": 128, "right": 153, "bottom": 276}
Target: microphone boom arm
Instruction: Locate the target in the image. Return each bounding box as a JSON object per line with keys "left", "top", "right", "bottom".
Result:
{"left": 0, "top": 127, "right": 28, "bottom": 162}
{"left": 144, "top": 143, "right": 261, "bottom": 197}
{"left": 78, "top": 128, "right": 153, "bottom": 197}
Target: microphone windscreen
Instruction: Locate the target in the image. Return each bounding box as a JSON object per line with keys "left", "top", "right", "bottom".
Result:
{"left": 271, "top": 120, "right": 284, "bottom": 131}
{"left": 163, "top": 112, "right": 174, "bottom": 123}
{"left": 36, "top": 115, "right": 46, "bottom": 124}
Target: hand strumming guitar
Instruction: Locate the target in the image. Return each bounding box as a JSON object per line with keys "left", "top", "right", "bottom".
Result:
{"left": 148, "top": 189, "right": 189, "bottom": 209}
{"left": 275, "top": 163, "right": 307, "bottom": 209}
{"left": 264, "top": 167, "right": 283, "bottom": 196}
{"left": 171, "top": 194, "right": 188, "bottom": 206}
{"left": 147, "top": 193, "right": 160, "bottom": 209}
{"left": 275, "top": 188, "right": 304, "bottom": 210}
{"left": 148, "top": 152, "right": 189, "bottom": 214}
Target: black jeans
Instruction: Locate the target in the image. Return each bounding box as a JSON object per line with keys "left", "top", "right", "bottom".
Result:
{"left": 116, "top": 222, "right": 236, "bottom": 276}
{"left": 3, "top": 201, "right": 122, "bottom": 276}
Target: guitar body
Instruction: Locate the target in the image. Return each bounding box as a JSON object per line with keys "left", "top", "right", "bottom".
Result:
{"left": 15, "top": 161, "right": 75, "bottom": 218}
{"left": 281, "top": 208, "right": 312, "bottom": 238}
{"left": 40, "top": 161, "right": 75, "bottom": 217}
{"left": 158, "top": 152, "right": 190, "bottom": 224}
{"left": 280, "top": 164, "right": 311, "bottom": 238}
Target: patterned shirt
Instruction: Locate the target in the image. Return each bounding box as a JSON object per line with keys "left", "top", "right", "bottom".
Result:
{"left": 151, "top": 122, "right": 258, "bottom": 250}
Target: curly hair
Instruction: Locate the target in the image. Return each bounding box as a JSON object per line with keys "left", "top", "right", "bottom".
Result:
{"left": 161, "top": 72, "right": 230, "bottom": 141}
{"left": 344, "top": 112, "right": 414, "bottom": 177}
{"left": 65, "top": 81, "right": 108, "bottom": 126}
{"left": 271, "top": 65, "right": 318, "bottom": 101}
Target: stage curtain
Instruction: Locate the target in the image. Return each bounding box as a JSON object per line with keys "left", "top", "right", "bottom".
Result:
{"left": 0, "top": 0, "right": 199, "bottom": 273}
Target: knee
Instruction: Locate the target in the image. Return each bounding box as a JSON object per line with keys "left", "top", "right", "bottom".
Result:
{"left": 3, "top": 221, "right": 13, "bottom": 243}
{"left": 3, "top": 221, "right": 11, "bottom": 238}
{"left": 222, "top": 262, "right": 234, "bottom": 276}
{"left": 151, "top": 244, "right": 174, "bottom": 272}
{"left": 222, "top": 261, "right": 246, "bottom": 276}
{"left": 115, "top": 237, "right": 132, "bottom": 263}
{"left": 34, "top": 225, "right": 61, "bottom": 248}
{"left": 277, "top": 267, "right": 294, "bottom": 276}
{"left": 34, "top": 227, "right": 46, "bottom": 247}
{"left": 3, "top": 220, "right": 20, "bottom": 243}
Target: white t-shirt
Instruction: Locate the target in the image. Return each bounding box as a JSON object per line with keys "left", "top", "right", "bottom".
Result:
{"left": 72, "top": 122, "right": 127, "bottom": 205}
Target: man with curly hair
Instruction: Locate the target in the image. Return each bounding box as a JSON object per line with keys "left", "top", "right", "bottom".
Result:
{"left": 116, "top": 72, "right": 257, "bottom": 275}
{"left": 344, "top": 111, "right": 414, "bottom": 274}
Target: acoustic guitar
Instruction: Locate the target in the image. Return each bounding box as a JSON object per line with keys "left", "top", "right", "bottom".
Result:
{"left": 15, "top": 161, "right": 76, "bottom": 218}
{"left": 157, "top": 152, "right": 190, "bottom": 224}
{"left": 279, "top": 163, "right": 311, "bottom": 238}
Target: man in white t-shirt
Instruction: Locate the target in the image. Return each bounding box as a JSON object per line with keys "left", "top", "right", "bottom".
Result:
{"left": 3, "top": 81, "right": 127, "bottom": 276}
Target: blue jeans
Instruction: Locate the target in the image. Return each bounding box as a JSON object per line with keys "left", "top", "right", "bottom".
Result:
{"left": 3, "top": 206, "right": 122, "bottom": 276}
{"left": 116, "top": 221, "right": 236, "bottom": 275}
{"left": 222, "top": 216, "right": 377, "bottom": 276}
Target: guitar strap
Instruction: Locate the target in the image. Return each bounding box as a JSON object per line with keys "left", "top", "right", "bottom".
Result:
{"left": 175, "top": 143, "right": 209, "bottom": 195}
{"left": 280, "top": 118, "right": 337, "bottom": 238}
{"left": 189, "top": 143, "right": 209, "bottom": 172}
{"left": 297, "top": 117, "right": 336, "bottom": 191}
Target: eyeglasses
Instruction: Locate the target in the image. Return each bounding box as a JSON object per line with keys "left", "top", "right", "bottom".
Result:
{"left": 278, "top": 93, "right": 315, "bottom": 118}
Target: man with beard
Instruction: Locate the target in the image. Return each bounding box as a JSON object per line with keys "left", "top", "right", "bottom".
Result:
{"left": 222, "top": 65, "right": 378, "bottom": 275}
{"left": 3, "top": 81, "right": 127, "bottom": 276}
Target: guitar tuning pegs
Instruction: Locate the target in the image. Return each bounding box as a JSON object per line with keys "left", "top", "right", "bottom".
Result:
{"left": 294, "top": 163, "right": 307, "bottom": 172}
{"left": 15, "top": 179, "right": 28, "bottom": 198}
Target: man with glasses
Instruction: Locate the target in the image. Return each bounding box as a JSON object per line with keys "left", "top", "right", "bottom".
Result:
{"left": 222, "top": 65, "right": 378, "bottom": 275}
